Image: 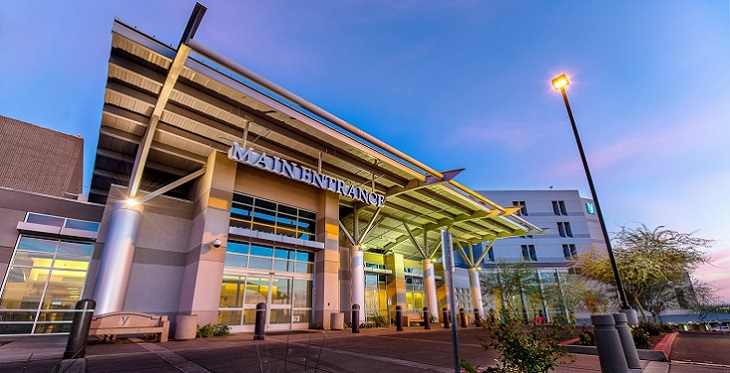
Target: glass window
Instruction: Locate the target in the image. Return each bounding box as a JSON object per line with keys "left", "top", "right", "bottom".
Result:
{"left": 218, "top": 310, "right": 242, "bottom": 325}
{"left": 250, "top": 244, "right": 273, "bottom": 257}
{"left": 220, "top": 276, "right": 245, "bottom": 308}
{"left": 255, "top": 199, "right": 277, "bottom": 211}
{"left": 64, "top": 220, "right": 100, "bottom": 232}
{"left": 270, "top": 278, "right": 291, "bottom": 305}
{"left": 233, "top": 194, "right": 254, "bottom": 205}
{"left": 57, "top": 242, "right": 94, "bottom": 257}
{"left": 26, "top": 214, "right": 65, "bottom": 227}
{"left": 296, "top": 251, "right": 314, "bottom": 262}
{"left": 0, "top": 237, "right": 92, "bottom": 335}
{"left": 244, "top": 277, "right": 269, "bottom": 305}
{"left": 224, "top": 254, "right": 248, "bottom": 268}
{"left": 274, "top": 249, "right": 291, "bottom": 259}
{"left": 230, "top": 193, "right": 317, "bottom": 242}
{"left": 227, "top": 241, "right": 249, "bottom": 254}
{"left": 17, "top": 237, "right": 57, "bottom": 254}
{"left": 248, "top": 257, "right": 272, "bottom": 270}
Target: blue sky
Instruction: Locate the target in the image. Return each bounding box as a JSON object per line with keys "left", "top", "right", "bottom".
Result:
{"left": 2, "top": 1, "right": 729, "bottom": 299}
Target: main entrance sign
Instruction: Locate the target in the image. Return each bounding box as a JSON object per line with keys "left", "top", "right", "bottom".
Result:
{"left": 228, "top": 143, "right": 386, "bottom": 207}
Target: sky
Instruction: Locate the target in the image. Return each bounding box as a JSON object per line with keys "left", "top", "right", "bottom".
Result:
{"left": 1, "top": 1, "right": 728, "bottom": 300}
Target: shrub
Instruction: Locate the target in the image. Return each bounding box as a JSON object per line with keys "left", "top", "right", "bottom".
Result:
{"left": 638, "top": 321, "right": 662, "bottom": 336}
{"left": 310, "top": 322, "right": 324, "bottom": 330}
{"left": 465, "top": 308, "right": 574, "bottom": 373}
{"left": 631, "top": 326, "right": 651, "bottom": 349}
{"left": 368, "top": 313, "right": 389, "bottom": 327}
{"left": 577, "top": 329, "right": 595, "bottom": 346}
{"left": 196, "top": 323, "right": 230, "bottom": 338}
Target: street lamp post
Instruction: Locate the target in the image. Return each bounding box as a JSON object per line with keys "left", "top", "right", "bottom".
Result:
{"left": 551, "top": 74, "right": 631, "bottom": 312}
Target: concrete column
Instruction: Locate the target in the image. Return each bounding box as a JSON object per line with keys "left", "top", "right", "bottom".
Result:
{"left": 177, "top": 151, "right": 236, "bottom": 325}
{"left": 385, "top": 252, "right": 407, "bottom": 315}
{"left": 92, "top": 201, "right": 143, "bottom": 314}
{"left": 423, "top": 258, "right": 439, "bottom": 322}
{"left": 314, "top": 190, "right": 340, "bottom": 329}
{"left": 351, "top": 245, "right": 366, "bottom": 324}
{"left": 468, "top": 267, "right": 484, "bottom": 318}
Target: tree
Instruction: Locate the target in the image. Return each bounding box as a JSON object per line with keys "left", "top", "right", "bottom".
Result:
{"left": 481, "top": 260, "right": 541, "bottom": 322}
{"left": 574, "top": 224, "right": 712, "bottom": 321}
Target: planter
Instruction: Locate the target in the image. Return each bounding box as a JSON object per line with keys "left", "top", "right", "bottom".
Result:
{"left": 330, "top": 312, "right": 344, "bottom": 330}
{"left": 175, "top": 314, "right": 198, "bottom": 340}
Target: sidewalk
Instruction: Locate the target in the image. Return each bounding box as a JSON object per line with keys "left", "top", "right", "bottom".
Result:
{"left": 0, "top": 327, "right": 671, "bottom": 373}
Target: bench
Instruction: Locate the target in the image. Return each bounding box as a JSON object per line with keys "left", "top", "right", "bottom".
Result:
{"left": 402, "top": 311, "right": 425, "bottom": 327}
{"left": 88, "top": 311, "right": 170, "bottom": 342}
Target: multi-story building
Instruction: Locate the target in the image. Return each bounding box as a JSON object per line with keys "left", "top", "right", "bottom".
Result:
{"left": 0, "top": 6, "right": 540, "bottom": 336}
{"left": 470, "top": 190, "right": 607, "bottom": 322}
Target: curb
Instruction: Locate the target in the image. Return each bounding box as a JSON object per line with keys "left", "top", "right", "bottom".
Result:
{"left": 652, "top": 331, "right": 678, "bottom": 360}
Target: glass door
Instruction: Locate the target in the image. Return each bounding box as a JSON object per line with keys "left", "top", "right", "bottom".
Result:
{"left": 267, "top": 277, "right": 292, "bottom": 331}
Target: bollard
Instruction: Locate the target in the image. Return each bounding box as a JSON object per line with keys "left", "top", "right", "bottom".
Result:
{"left": 442, "top": 307, "right": 450, "bottom": 328}
{"left": 423, "top": 307, "right": 431, "bottom": 330}
{"left": 620, "top": 308, "right": 639, "bottom": 326}
{"left": 459, "top": 308, "right": 467, "bottom": 327}
{"left": 474, "top": 308, "right": 482, "bottom": 327}
{"left": 396, "top": 305, "right": 404, "bottom": 331}
{"left": 352, "top": 304, "right": 360, "bottom": 334}
{"left": 613, "top": 313, "right": 641, "bottom": 369}
{"left": 254, "top": 302, "right": 266, "bottom": 341}
{"left": 591, "top": 314, "right": 629, "bottom": 373}
{"left": 63, "top": 299, "right": 96, "bottom": 359}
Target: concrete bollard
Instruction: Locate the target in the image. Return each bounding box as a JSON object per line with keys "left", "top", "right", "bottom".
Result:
{"left": 442, "top": 307, "right": 450, "bottom": 328}
{"left": 254, "top": 303, "right": 266, "bottom": 341}
{"left": 63, "top": 299, "right": 96, "bottom": 359}
{"left": 591, "top": 314, "right": 629, "bottom": 373}
{"left": 423, "top": 307, "right": 431, "bottom": 330}
{"left": 396, "top": 305, "right": 404, "bottom": 331}
{"left": 352, "top": 304, "right": 360, "bottom": 334}
{"left": 459, "top": 308, "right": 467, "bottom": 327}
{"left": 474, "top": 308, "right": 482, "bottom": 327}
{"left": 613, "top": 313, "right": 641, "bottom": 369}
{"left": 620, "top": 308, "right": 639, "bottom": 326}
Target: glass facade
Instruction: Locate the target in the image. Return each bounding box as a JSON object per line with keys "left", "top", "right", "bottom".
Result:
{"left": 230, "top": 193, "right": 317, "bottom": 241}
{"left": 224, "top": 241, "right": 315, "bottom": 274}
{"left": 0, "top": 236, "right": 93, "bottom": 335}
{"left": 218, "top": 275, "right": 313, "bottom": 327}
{"left": 405, "top": 277, "right": 424, "bottom": 311}
{"left": 364, "top": 274, "right": 388, "bottom": 318}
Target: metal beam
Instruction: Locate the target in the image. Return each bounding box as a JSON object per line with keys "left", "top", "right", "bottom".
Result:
{"left": 474, "top": 240, "right": 496, "bottom": 268}
{"left": 138, "top": 167, "right": 206, "bottom": 204}
{"left": 358, "top": 208, "right": 383, "bottom": 245}
{"left": 338, "top": 220, "right": 356, "bottom": 246}
{"left": 454, "top": 241, "right": 472, "bottom": 267}
{"left": 403, "top": 223, "right": 427, "bottom": 259}
{"left": 128, "top": 41, "right": 193, "bottom": 198}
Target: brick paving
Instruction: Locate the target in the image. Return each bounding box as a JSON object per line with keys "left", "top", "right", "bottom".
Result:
{"left": 0, "top": 326, "right": 666, "bottom": 372}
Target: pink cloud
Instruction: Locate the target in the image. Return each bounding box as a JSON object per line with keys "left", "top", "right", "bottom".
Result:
{"left": 551, "top": 103, "right": 727, "bottom": 178}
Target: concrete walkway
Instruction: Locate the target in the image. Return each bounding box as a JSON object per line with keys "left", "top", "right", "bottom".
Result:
{"left": 0, "top": 327, "right": 674, "bottom": 373}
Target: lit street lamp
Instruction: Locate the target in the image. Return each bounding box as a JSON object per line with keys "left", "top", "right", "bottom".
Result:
{"left": 551, "top": 74, "right": 632, "bottom": 313}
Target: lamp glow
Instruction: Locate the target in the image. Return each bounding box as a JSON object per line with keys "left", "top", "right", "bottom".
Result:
{"left": 125, "top": 198, "right": 139, "bottom": 207}
{"left": 551, "top": 74, "right": 570, "bottom": 90}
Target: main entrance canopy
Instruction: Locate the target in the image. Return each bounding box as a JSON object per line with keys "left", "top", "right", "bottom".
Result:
{"left": 89, "top": 6, "right": 540, "bottom": 262}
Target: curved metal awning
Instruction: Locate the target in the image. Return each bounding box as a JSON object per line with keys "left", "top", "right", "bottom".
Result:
{"left": 90, "top": 16, "right": 541, "bottom": 261}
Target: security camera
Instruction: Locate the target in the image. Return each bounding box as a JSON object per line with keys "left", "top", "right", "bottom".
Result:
{"left": 211, "top": 239, "right": 222, "bottom": 249}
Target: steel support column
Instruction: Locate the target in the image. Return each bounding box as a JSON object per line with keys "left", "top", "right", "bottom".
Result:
{"left": 422, "top": 258, "right": 439, "bottom": 322}
{"left": 350, "top": 245, "right": 366, "bottom": 324}
{"left": 91, "top": 201, "right": 143, "bottom": 314}
{"left": 468, "top": 267, "right": 484, "bottom": 318}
